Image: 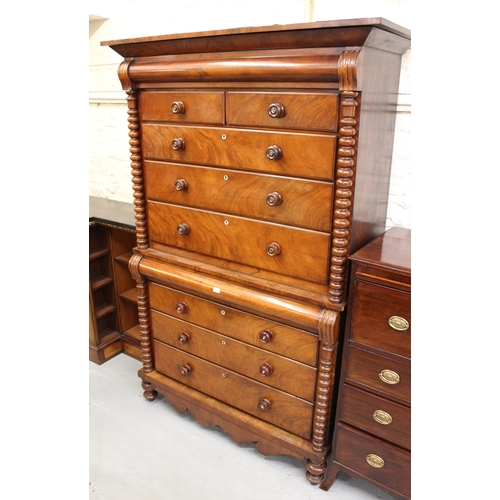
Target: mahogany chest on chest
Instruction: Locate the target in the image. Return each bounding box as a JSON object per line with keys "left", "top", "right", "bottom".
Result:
{"left": 102, "top": 18, "right": 410, "bottom": 484}
{"left": 321, "top": 227, "right": 411, "bottom": 497}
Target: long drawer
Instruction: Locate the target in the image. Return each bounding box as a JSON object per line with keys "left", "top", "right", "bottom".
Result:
{"left": 339, "top": 384, "right": 410, "bottom": 450}
{"left": 144, "top": 161, "right": 333, "bottom": 231}
{"left": 141, "top": 123, "right": 336, "bottom": 180}
{"left": 345, "top": 346, "right": 411, "bottom": 405}
{"left": 334, "top": 423, "right": 410, "bottom": 499}
{"left": 140, "top": 91, "right": 224, "bottom": 124}
{"left": 154, "top": 340, "right": 314, "bottom": 439}
{"left": 148, "top": 201, "right": 331, "bottom": 284}
{"left": 350, "top": 280, "right": 411, "bottom": 358}
{"left": 148, "top": 283, "right": 319, "bottom": 366}
{"left": 151, "top": 310, "right": 317, "bottom": 401}
{"left": 226, "top": 91, "right": 339, "bottom": 132}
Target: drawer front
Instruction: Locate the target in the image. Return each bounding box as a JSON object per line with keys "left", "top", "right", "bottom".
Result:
{"left": 144, "top": 161, "right": 333, "bottom": 232}
{"left": 148, "top": 283, "right": 319, "bottom": 366}
{"left": 148, "top": 201, "right": 331, "bottom": 284}
{"left": 142, "top": 124, "right": 336, "bottom": 180}
{"left": 345, "top": 346, "right": 410, "bottom": 405}
{"left": 334, "top": 423, "right": 410, "bottom": 498}
{"left": 151, "top": 310, "right": 317, "bottom": 402}
{"left": 351, "top": 281, "right": 411, "bottom": 358}
{"left": 154, "top": 340, "right": 314, "bottom": 439}
{"left": 340, "top": 384, "right": 410, "bottom": 450}
{"left": 140, "top": 91, "right": 224, "bottom": 124}
{"left": 226, "top": 91, "right": 339, "bottom": 132}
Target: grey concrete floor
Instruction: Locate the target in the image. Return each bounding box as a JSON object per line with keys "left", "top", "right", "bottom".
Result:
{"left": 89, "top": 354, "right": 397, "bottom": 500}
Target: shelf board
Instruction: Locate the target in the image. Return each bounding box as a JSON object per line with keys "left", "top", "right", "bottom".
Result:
{"left": 95, "top": 302, "right": 117, "bottom": 319}
{"left": 91, "top": 275, "right": 113, "bottom": 291}
{"left": 120, "top": 288, "right": 138, "bottom": 304}
{"left": 115, "top": 251, "right": 133, "bottom": 265}
{"left": 123, "top": 324, "right": 141, "bottom": 342}
{"left": 89, "top": 246, "right": 110, "bottom": 260}
{"left": 98, "top": 328, "right": 120, "bottom": 345}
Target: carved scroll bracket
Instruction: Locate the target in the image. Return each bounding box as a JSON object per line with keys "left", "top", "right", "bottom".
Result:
{"left": 117, "top": 58, "right": 135, "bottom": 91}
{"left": 338, "top": 50, "right": 361, "bottom": 91}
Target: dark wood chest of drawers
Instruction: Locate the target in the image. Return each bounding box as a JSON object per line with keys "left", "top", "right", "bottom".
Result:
{"left": 102, "top": 19, "right": 410, "bottom": 484}
{"left": 321, "top": 227, "right": 411, "bottom": 498}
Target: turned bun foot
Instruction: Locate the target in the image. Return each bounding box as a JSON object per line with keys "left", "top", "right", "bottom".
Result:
{"left": 142, "top": 381, "right": 158, "bottom": 401}
{"left": 305, "top": 459, "right": 327, "bottom": 485}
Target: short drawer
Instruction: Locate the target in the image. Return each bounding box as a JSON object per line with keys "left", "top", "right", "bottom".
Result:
{"left": 151, "top": 310, "right": 317, "bottom": 402}
{"left": 226, "top": 91, "right": 339, "bottom": 132}
{"left": 141, "top": 124, "right": 336, "bottom": 180}
{"left": 144, "top": 161, "right": 333, "bottom": 232}
{"left": 139, "top": 91, "right": 224, "bottom": 124}
{"left": 148, "top": 201, "right": 331, "bottom": 284}
{"left": 351, "top": 280, "right": 411, "bottom": 358}
{"left": 154, "top": 340, "right": 314, "bottom": 439}
{"left": 334, "top": 423, "right": 410, "bottom": 498}
{"left": 339, "top": 384, "right": 410, "bottom": 450}
{"left": 148, "top": 283, "right": 319, "bottom": 366}
{"left": 345, "top": 346, "right": 410, "bottom": 405}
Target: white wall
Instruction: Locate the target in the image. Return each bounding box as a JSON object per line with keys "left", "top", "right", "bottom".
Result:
{"left": 89, "top": 0, "right": 411, "bottom": 228}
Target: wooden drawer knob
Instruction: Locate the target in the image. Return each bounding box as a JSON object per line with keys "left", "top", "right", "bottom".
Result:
{"left": 172, "top": 137, "right": 185, "bottom": 150}
{"left": 177, "top": 223, "right": 190, "bottom": 235}
{"left": 174, "top": 179, "right": 188, "bottom": 191}
{"left": 266, "top": 145, "right": 282, "bottom": 160}
{"left": 259, "top": 330, "right": 274, "bottom": 343}
{"left": 268, "top": 102, "right": 285, "bottom": 118}
{"left": 180, "top": 364, "right": 191, "bottom": 376}
{"left": 257, "top": 398, "right": 271, "bottom": 412}
{"left": 366, "top": 454, "right": 385, "bottom": 469}
{"left": 388, "top": 315, "right": 409, "bottom": 331}
{"left": 176, "top": 301, "right": 188, "bottom": 314}
{"left": 259, "top": 363, "right": 273, "bottom": 377}
{"left": 171, "top": 101, "right": 185, "bottom": 114}
{"left": 266, "top": 192, "right": 282, "bottom": 206}
{"left": 379, "top": 369, "right": 400, "bottom": 385}
{"left": 266, "top": 242, "right": 281, "bottom": 257}
{"left": 178, "top": 332, "right": 191, "bottom": 344}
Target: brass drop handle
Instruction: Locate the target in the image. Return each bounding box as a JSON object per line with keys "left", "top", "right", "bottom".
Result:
{"left": 379, "top": 369, "right": 400, "bottom": 385}
{"left": 171, "top": 101, "right": 185, "bottom": 114}
{"left": 176, "top": 301, "right": 188, "bottom": 314}
{"left": 388, "top": 316, "right": 410, "bottom": 331}
{"left": 177, "top": 223, "right": 190, "bottom": 235}
{"left": 178, "top": 332, "right": 191, "bottom": 344}
{"left": 172, "top": 137, "right": 186, "bottom": 150}
{"left": 259, "top": 363, "right": 273, "bottom": 377}
{"left": 180, "top": 364, "right": 191, "bottom": 377}
{"left": 259, "top": 330, "right": 274, "bottom": 343}
{"left": 266, "top": 242, "right": 281, "bottom": 257}
{"left": 257, "top": 398, "right": 271, "bottom": 412}
{"left": 174, "top": 179, "right": 188, "bottom": 191}
{"left": 366, "top": 454, "right": 385, "bottom": 469}
{"left": 266, "top": 145, "right": 282, "bottom": 160}
{"left": 373, "top": 410, "right": 393, "bottom": 425}
{"left": 266, "top": 192, "right": 282, "bottom": 206}
{"left": 268, "top": 102, "right": 285, "bottom": 118}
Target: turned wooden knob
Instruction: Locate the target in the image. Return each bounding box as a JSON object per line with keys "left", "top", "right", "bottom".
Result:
{"left": 258, "top": 398, "right": 271, "bottom": 412}
{"left": 172, "top": 137, "right": 185, "bottom": 150}
{"left": 259, "top": 330, "right": 274, "bottom": 343}
{"left": 174, "top": 179, "right": 188, "bottom": 191}
{"left": 176, "top": 301, "right": 188, "bottom": 314}
{"left": 266, "top": 145, "right": 282, "bottom": 160}
{"left": 178, "top": 332, "right": 191, "bottom": 344}
{"left": 266, "top": 192, "right": 282, "bottom": 206}
{"left": 180, "top": 365, "right": 191, "bottom": 376}
{"left": 266, "top": 242, "right": 281, "bottom": 257}
{"left": 268, "top": 103, "right": 285, "bottom": 118}
{"left": 171, "top": 101, "right": 185, "bottom": 114}
{"left": 177, "top": 223, "right": 190, "bottom": 235}
{"left": 259, "top": 363, "right": 273, "bottom": 377}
